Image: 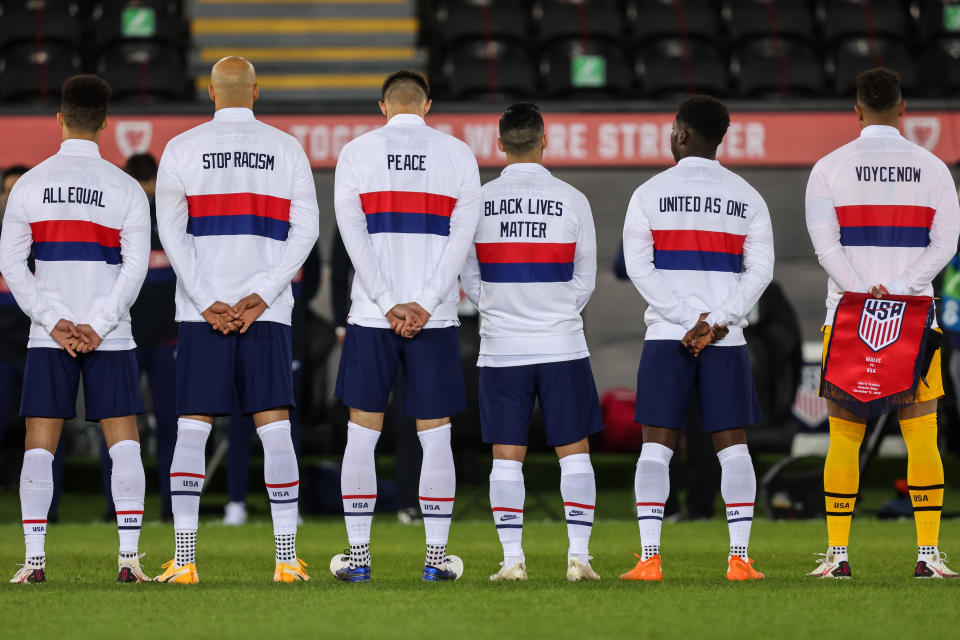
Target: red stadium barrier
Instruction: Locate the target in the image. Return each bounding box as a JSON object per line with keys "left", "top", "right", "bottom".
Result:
{"left": 0, "top": 111, "right": 954, "bottom": 169}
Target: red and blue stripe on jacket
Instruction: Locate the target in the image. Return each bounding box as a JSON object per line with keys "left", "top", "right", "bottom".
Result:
{"left": 651, "top": 229, "right": 745, "bottom": 273}
{"left": 360, "top": 191, "right": 457, "bottom": 236}
{"left": 30, "top": 220, "right": 122, "bottom": 264}
{"left": 836, "top": 204, "right": 934, "bottom": 248}
{"left": 186, "top": 192, "right": 291, "bottom": 241}
{"left": 476, "top": 242, "right": 577, "bottom": 283}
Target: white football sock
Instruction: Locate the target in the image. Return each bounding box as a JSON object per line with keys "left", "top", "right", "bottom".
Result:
{"left": 418, "top": 424, "right": 455, "bottom": 566}
{"left": 717, "top": 443, "right": 756, "bottom": 560}
{"left": 20, "top": 448, "right": 54, "bottom": 565}
{"left": 635, "top": 442, "right": 673, "bottom": 560}
{"left": 829, "top": 545, "right": 848, "bottom": 562}
{"left": 489, "top": 458, "right": 525, "bottom": 566}
{"left": 559, "top": 453, "right": 596, "bottom": 563}
{"left": 171, "top": 418, "right": 210, "bottom": 565}
{"left": 109, "top": 440, "right": 145, "bottom": 555}
{"left": 341, "top": 422, "right": 380, "bottom": 568}
{"left": 258, "top": 420, "right": 300, "bottom": 563}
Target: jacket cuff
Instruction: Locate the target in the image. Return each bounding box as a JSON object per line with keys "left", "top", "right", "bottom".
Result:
{"left": 415, "top": 291, "right": 442, "bottom": 316}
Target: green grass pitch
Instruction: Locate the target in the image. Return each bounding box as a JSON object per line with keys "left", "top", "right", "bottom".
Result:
{"left": 1, "top": 511, "right": 958, "bottom": 639}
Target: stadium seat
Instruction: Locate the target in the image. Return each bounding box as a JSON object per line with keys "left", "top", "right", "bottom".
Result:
{"left": 821, "top": 0, "right": 910, "bottom": 43}
{"left": 726, "top": 0, "right": 817, "bottom": 45}
{"left": 918, "top": 37, "right": 960, "bottom": 97}
{"left": 638, "top": 37, "right": 728, "bottom": 98}
{"left": 541, "top": 37, "right": 635, "bottom": 98}
{"left": 626, "top": 0, "right": 722, "bottom": 46}
{"left": 440, "top": 39, "right": 537, "bottom": 100}
{"left": 733, "top": 37, "right": 825, "bottom": 97}
{"left": 0, "top": 41, "right": 82, "bottom": 102}
{"left": 916, "top": 0, "right": 960, "bottom": 39}
{"left": 830, "top": 36, "right": 916, "bottom": 97}
{"left": 89, "top": 0, "right": 186, "bottom": 51}
{"left": 96, "top": 41, "right": 187, "bottom": 101}
{"left": 0, "top": 1, "right": 84, "bottom": 49}
{"left": 430, "top": 0, "right": 531, "bottom": 46}
{"left": 535, "top": 0, "right": 625, "bottom": 44}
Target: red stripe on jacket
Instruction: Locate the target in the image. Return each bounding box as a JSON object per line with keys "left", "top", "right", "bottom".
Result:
{"left": 186, "top": 192, "right": 291, "bottom": 221}
{"left": 30, "top": 220, "right": 120, "bottom": 246}
{"left": 835, "top": 204, "right": 935, "bottom": 228}
{"left": 651, "top": 229, "right": 746, "bottom": 254}
{"left": 360, "top": 191, "right": 457, "bottom": 217}
{"left": 475, "top": 242, "right": 576, "bottom": 264}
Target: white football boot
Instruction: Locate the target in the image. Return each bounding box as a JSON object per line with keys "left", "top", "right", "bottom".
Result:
{"left": 915, "top": 551, "right": 959, "bottom": 579}
{"left": 566, "top": 557, "right": 601, "bottom": 581}
{"left": 489, "top": 561, "right": 528, "bottom": 582}
{"left": 806, "top": 552, "right": 852, "bottom": 579}
{"left": 117, "top": 553, "right": 152, "bottom": 583}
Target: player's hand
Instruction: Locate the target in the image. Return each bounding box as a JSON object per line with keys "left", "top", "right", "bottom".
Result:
{"left": 681, "top": 313, "right": 713, "bottom": 357}
{"left": 869, "top": 284, "right": 890, "bottom": 299}
{"left": 231, "top": 293, "right": 267, "bottom": 334}
{"left": 386, "top": 303, "right": 423, "bottom": 339}
{"left": 76, "top": 324, "right": 102, "bottom": 351}
{"left": 711, "top": 324, "right": 729, "bottom": 343}
{"left": 202, "top": 301, "right": 241, "bottom": 335}
{"left": 50, "top": 319, "right": 80, "bottom": 357}
{"left": 406, "top": 303, "right": 431, "bottom": 337}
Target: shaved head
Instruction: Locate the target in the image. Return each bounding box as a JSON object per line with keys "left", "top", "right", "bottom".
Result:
{"left": 209, "top": 56, "right": 258, "bottom": 109}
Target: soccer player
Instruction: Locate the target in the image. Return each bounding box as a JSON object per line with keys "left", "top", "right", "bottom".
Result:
{"left": 331, "top": 70, "right": 481, "bottom": 582}
{"left": 154, "top": 57, "right": 320, "bottom": 584}
{"left": 460, "top": 103, "right": 604, "bottom": 582}
{"left": 805, "top": 68, "right": 960, "bottom": 579}
{"left": 0, "top": 75, "right": 151, "bottom": 584}
{"left": 620, "top": 95, "right": 774, "bottom": 582}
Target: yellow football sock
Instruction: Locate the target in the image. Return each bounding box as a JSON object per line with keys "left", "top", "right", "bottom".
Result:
{"left": 900, "top": 413, "right": 944, "bottom": 547}
{"left": 824, "top": 417, "right": 865, "bottom": 547}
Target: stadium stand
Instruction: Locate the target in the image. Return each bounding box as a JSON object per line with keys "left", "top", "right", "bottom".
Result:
{"left": 733, "top": 37, "right": 825, "bottom": 98}
{"left": 0, "top": 0, "right": 190, "bottom": 103}
{"left": 190, "top": 0, "right": 420, "bottom": 101}
{"left": 422, "top": 1, "right": 956, "bottom": 102}
{"left": 440, "top": 39, "right": 537, "bottom": 100}
{"left": 0, "top": 41, "right": 83, "bottom": 102}
{"left": 0, "top": 1, "right": 956, "bottom": 104}
{"left": 640, "top": 37, "right": 728, "bottom": 97}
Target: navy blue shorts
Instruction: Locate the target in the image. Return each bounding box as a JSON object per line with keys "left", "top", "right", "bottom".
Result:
{"left": 334, "top": 325, "right": 465, "bottom": 420}
{"left": 20, "top": 348, "right": 143, "bottom": 421}
{"left": 479, "top": 357, "right": 605, "bottom": 447}
{"left": 176, "top": 321, "right": 294, "bottom": 416}
{"left": 634, "top": 340, "right": 761, "bottom": 432}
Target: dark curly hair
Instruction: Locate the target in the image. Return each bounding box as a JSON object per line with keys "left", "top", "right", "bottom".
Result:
{"left": 676, "top": 95, "right": 730, "bottom": 143}
{"left": 856, "top": 67, "right": 902, "bottom": 112}
{"left": 499, "top": 103, "right": 544, "bottom": 156}
{"left": 61, "top": 75, "right": 112, "bottom": 134}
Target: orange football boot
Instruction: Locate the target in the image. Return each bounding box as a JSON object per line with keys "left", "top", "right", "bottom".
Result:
{"left": 726, "top": 556, "right": 764, "bottom": 581}
{"left": 620, "top": 553, "right": 662, "bottom": 581}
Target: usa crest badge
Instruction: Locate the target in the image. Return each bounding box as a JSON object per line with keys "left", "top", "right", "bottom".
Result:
{"left": 858, "top": 298, "right": 906, "bottom": 352}
{"left": 821, "top": 292, "right": 934, "bottom": 418}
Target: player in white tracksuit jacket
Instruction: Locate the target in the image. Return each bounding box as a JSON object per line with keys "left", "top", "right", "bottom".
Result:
{"left": 0, "top": 75, "right": 151, "bottom": 584}
{"left": 154, "top": 57, "right": 319, "bottom": 584}
{"left": 459, "top": 103, "right": 604, "bottom": 583}
{"left": 620, "top": 95, "right": 774, "bottom": 583}
{"left": 804, "top": 67, "right": 960, "bottom": 580}
{"left": 331, "top": 70, "right": 481, "bottom": 583}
